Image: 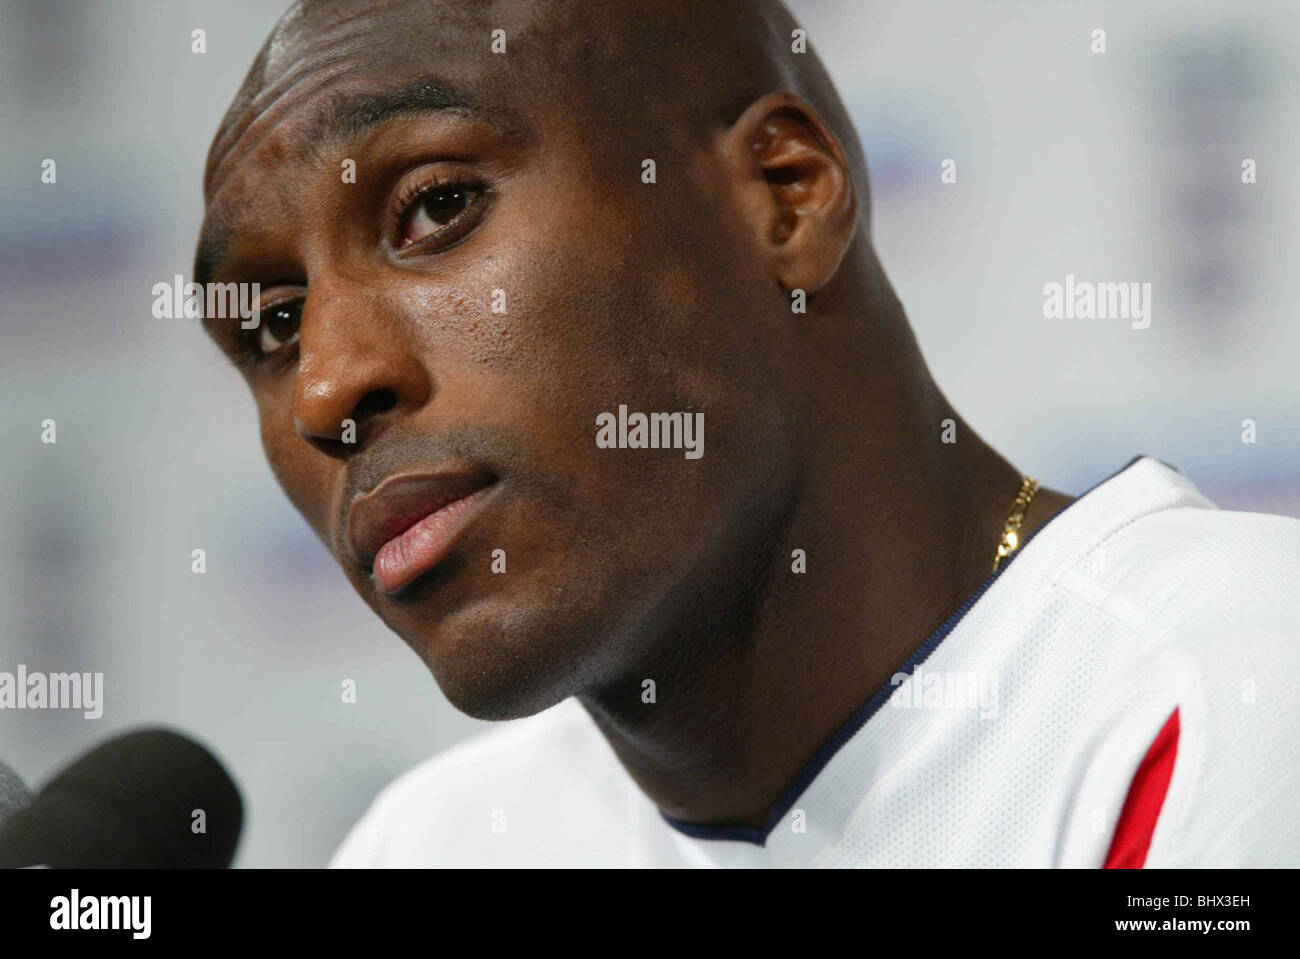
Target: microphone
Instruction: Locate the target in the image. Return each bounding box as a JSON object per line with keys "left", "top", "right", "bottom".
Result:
{"left": 0, "top": 728, "right": 243, "bottom": 868}
{"left": 0, "top": 760, "right": 31, "bottom": 829}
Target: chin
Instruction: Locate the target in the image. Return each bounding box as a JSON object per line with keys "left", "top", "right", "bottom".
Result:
{"left": 404, "top": 594, "right": 616, "bottom": 722}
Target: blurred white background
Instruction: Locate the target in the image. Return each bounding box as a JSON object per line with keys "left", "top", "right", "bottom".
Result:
{"left": 1, "top": 0, "right": 1295, "bottom": 865}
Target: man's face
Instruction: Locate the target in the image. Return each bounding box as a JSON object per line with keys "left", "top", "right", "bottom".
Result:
{"left": 198, "top": 4, "right": 800, "bottom": 718}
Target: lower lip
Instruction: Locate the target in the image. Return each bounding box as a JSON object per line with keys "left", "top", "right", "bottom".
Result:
{"left": 371, "top": 486, "right": 494, "bottom": 595}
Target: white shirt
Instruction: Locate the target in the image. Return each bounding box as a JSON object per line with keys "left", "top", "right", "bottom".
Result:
{"left": 330, "top": 457, "right": 1300, "bottom": 867}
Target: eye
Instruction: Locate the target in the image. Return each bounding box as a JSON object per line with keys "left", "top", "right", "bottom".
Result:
{"left": 400, "top": 182, "right": 483, "bottom": 248}
{"left": 256, "top": 300, "right": 302, "bottom": 355}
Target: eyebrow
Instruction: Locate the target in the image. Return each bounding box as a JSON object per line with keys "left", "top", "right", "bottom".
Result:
{"left": 301, "top": 76, "right": 482, "bottom": 147}
{"left": 194, "top": 76, "right": 486, "bottom": 290}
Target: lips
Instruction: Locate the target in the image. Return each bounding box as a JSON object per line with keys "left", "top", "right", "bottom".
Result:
{"left": 346, "top": 468, "right": 496, "bottom": 595}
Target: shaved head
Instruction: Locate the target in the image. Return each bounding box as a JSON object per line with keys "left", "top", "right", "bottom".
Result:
{"left": 206, "top": 0, "right": 869, "bottom": 221}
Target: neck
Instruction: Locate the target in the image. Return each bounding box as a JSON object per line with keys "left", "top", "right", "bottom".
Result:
{"left": 579, "top": 291, "right": 1070, "bottom": 830}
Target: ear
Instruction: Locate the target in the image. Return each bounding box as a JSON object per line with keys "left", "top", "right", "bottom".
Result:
{"left": 717, "top": 91, "right": 857, "bottom": 294}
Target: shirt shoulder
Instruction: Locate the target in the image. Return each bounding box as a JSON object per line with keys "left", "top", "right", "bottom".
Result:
{"left": 330, "top": 699, "right": 634, "bottom": 866}
{"left": 1065, "top": 502, "right": 1300, "bottom": 638}
{"left": 1037, "top": 456, "right": 1300, "bottom": 640}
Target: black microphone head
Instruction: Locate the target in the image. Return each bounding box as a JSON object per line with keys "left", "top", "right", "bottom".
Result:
{"left": 0, "top": 760, "right": 31, "bottom": 828}
{"left": 0, "top": 728, "right": 243, "bottom": 868}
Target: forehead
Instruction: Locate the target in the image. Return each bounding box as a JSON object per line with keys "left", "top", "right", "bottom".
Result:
{"left": 203, "top": 0, "right": 547, "bottom": 202}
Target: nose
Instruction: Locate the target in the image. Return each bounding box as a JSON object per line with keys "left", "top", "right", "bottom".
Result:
{"left": 292, "top": 278, "right": 431, "bottom": 458}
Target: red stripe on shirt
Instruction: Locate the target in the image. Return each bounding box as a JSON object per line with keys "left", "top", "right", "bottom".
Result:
{"left": 1103, "top": 708, "right": 1180, "bottom": 869}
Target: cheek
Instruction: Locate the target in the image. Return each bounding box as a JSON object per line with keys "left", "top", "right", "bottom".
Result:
{"left": 257, "top": 389, "right": 335, "bottom": 542}
{"left": 472, "top": 237, "right": 758, "bottom": 527}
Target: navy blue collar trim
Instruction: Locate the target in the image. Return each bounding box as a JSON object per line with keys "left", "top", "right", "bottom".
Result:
{"left": 660, "top": 454, "right": 1169, "bottom": 846}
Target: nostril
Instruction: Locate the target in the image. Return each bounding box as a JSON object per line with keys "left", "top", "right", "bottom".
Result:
{"left": 354, "top": 389, "right": 398, "bottom": 421}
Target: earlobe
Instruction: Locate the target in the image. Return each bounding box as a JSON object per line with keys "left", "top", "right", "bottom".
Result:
{"left": 719, "top": 92, "right": 857, "bottom": 294}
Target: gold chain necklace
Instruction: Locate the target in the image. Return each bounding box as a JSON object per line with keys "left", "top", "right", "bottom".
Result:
{"left": 992, "top": 476, "right": 1039, "bottom": 573}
